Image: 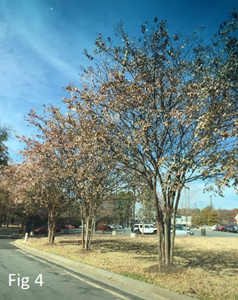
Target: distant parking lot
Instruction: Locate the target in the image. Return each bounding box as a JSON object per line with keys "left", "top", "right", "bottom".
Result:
{"left": 60, "top": 227, "right": 238, "bottom": 238}
{"left": 189, "top": 228, "right": 238, "bottom": 237}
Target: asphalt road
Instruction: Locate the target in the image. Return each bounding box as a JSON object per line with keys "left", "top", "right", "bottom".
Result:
{"left": 0, "top": 238, "right": 147, "bottom": 300}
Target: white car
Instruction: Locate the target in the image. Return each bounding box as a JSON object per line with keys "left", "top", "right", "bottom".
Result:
{"left": 211, "top": 225, "right": 218, "bottom": 231}
{"left": 171, "top": 226, "right": 195, "bottom": 236}
{"left": 133, "top": 224, "right": 157, "bottom": 234}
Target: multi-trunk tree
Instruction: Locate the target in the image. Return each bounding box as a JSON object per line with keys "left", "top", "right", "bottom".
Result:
{"left": 2, "top": 158, "right": 69, "bottom": 242}
{"left": 17, "top": 101, "right": 118, "bottom": 248}
{"left": 0, "top": 181, "right": 12, "bottom": 227}
{"left": 3, "top": 11, "right": 236, "bottom": 266}
{"left": 64, "top": 11, "right": 237, "bottom": 267}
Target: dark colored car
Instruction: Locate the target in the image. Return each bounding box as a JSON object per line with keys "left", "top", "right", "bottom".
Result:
{"left": 190, "top": 226, "right": 199, "bottom": 229}
{"left": 226, "top": 225, "right": 235, "bottom": 232}
{"left": 34, "top": 225, "right": 61, "bottom": 234}
{"left": 228, "top": 225, "right": 238, "bottom": 233}
{"left": 233, "top": 225, "right": 238, "bottom": 233}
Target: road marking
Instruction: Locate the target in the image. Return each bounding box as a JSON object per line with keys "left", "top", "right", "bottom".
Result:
{"left": 17, "top": 250, "right": 132, "bottom": 300}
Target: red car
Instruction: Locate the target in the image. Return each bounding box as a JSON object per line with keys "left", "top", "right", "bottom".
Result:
{"left": 35, "top": 225, "right": 61, "bottom": 234}
{"left": 217, "top": 224, "right": 228, "bottom": 231}
{"left": 98, "top": 224, "right": 109, "bottom": 231}
{"left": 64, "top": 225, "right": 75, "bottom": 229}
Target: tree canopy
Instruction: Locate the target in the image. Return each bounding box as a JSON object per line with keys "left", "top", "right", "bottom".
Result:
{"left": 1, "top": 11, "right": 237, "bottom": 266}
{"left": 71, "top": 11, "right": 237, "bottom": 266}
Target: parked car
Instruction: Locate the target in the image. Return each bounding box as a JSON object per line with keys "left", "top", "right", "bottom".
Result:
{"left": 115, "top": 225, "right": 123, "bottom": 229}
{"left": 34, "top": 225, "right": 61, "bottom": 234}
{"left": 228, "top": 224, "right": 238, "bottom": 233}
{"left": 183, "top": 227, "right": 195, "bottom": 235}
{"left": 108, "top": 224, "right": 117, "bottom": 230}
{"left": 64, "top": 225, "right": 75, "bottom": 229}
{"left": 211, "top": 224, "right": 218, "bottom": 230}
{"left": 190, "top": 226, "right": 199, "bottom": 229}
{"left": 233, "top": 225, "right": 238, "bottom": 233}
{"left": 133, "top": 224, "right": 157, "bottom": 234}
{"left": 226, "top": 225, "right": 235, "bottom": 232}
{"left": 217, "top": 224, "right": 228, "bottom": 231}
{"left": 79, "top": 224, "right": 86, "bottom": 229}
{"left": 171, "top": 226, "right": 195, "bottom": 236}
{"left": 98, "top": 224, "right": 112, "bottom": 231}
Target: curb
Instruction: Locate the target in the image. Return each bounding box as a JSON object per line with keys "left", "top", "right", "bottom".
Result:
{"left": 14, "top": 240, "right": 197, "bottom": 300}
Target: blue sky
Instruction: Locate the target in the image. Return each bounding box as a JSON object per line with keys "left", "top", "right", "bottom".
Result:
{"left": 0, "top": 0, "right": 237, "bottom": 209}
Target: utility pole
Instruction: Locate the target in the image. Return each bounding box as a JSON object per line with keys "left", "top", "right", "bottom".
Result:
{"left": 210, "top": 195, "right": 213, "bottom": 209}
{"left": 131, "top": 186, "right": 136, "bottom": 232}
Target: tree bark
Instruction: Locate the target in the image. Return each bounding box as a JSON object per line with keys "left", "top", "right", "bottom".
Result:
{"left": 81, "top": 218, "right": 85, "bottom": 248}
{"left": 48, "top": 211, "right": 56, "bottom": 244}
{"left": 84, "top": 216, "right": 90, "bottom": 250}
{"left": 170, "top": 189, "right": 182, "bottom": 263}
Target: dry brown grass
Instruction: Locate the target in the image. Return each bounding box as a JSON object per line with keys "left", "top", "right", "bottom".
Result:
{"left": 18, "top": 234, "right": 238, "bottom": 300}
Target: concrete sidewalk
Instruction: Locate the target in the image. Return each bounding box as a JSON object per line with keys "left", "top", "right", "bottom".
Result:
{"left": 13, "top": 240, "right": 198, "bottom": 300}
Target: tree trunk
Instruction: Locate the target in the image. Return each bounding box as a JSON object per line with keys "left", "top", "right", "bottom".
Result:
{"left": 170, "top": 189, "right": 182, "bottom": 263}
{"left": 164, "top": 217, "right": 171, "bottom": 266}
{"left": 87, "top": 218, "right": 94, "bottom": 249}
{"left": 81, "top": 218, "right": 85, "bottom": 248}
{"left": 157, "top": 223, "right": 165, "bottom": 269}
{"left": 170, "top": 209, "right": 177, "bottom": 263}
{"left": 48, "top": 211, "right": 56, "bottom": 244}
{"left": 155, "top": 190, "right": 174, "bottom": 267}
{"left": 84, "top": 216, "right": 90, "bottom": 250}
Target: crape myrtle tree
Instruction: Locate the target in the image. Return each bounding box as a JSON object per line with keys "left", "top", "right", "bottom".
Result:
{"left": 60, "top": 92, "right": 125, "bottom": 249}
{"left": 1, "top": 164, "right": 35, "bottom": 231}
{"left": 198, "top": 10, "right": 238, "bottom": 197}
{"left": 56, "top": 100, "right": 121, "bottom": 249}
{"left": 16, "top": 129, "right": 75, "bottom": 243}
{"left": 3, "top": 157, "right": 68, "bottom": 242}
{"left": 0, "top": 179, "right": 13, "bottom": 227}
{"left": 19, "top": 102, "right": 118, "bottom": 249}
{"left": 73, "top": 150, "right": 118, "bottom": 250}
{"left": 64, "top": 12, "right": 238, "bottom": 267}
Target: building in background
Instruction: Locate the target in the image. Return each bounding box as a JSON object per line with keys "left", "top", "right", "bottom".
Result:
{"left": 235, "top": 214, "right": 238, "bottom": 224}
{"left": 171, "top": 215, "right": 192, "bottom": 226}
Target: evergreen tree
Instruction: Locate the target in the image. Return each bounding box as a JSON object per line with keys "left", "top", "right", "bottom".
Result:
{"left": 0, "top": 126, "right": 9, "bottom": 166}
